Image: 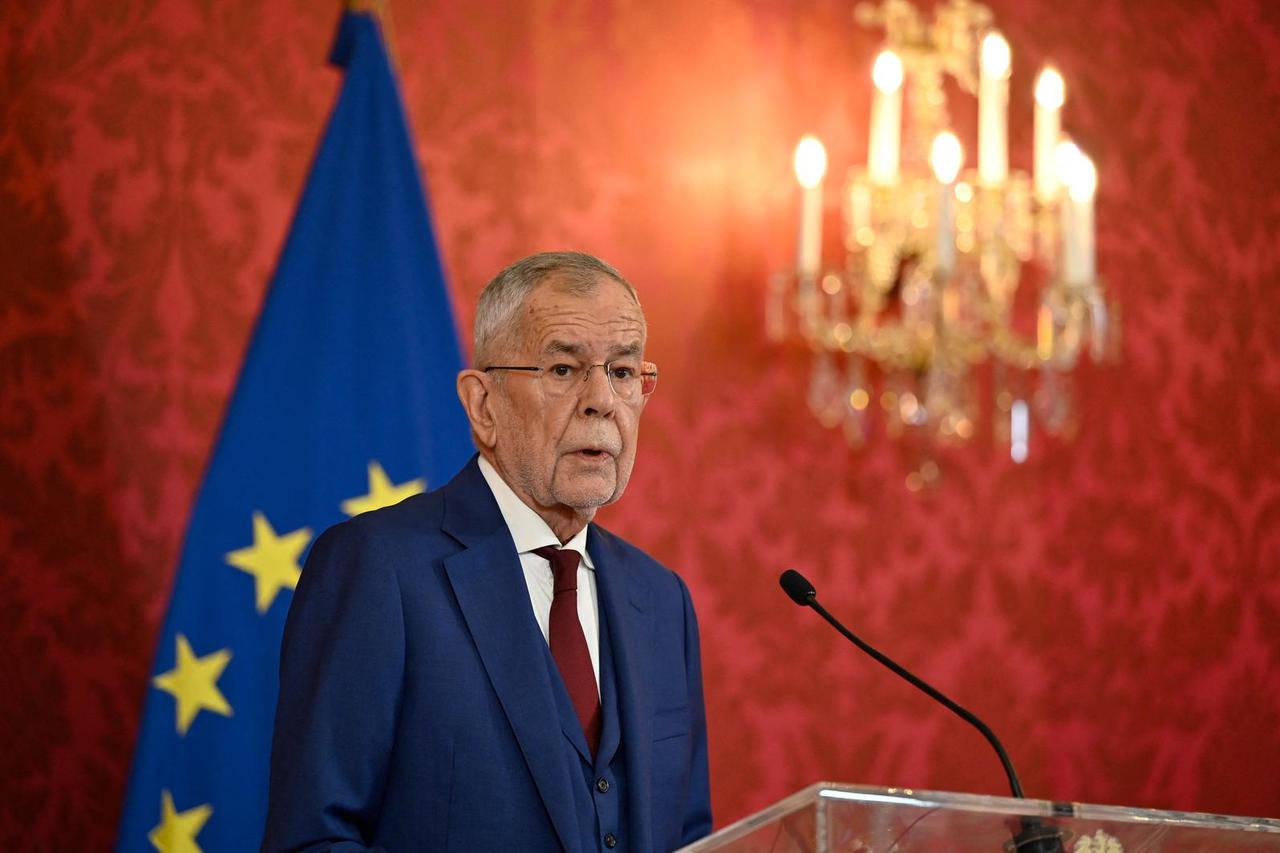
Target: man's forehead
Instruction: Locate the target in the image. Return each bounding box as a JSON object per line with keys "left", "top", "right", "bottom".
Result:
{"left": 520, "top": 277, "right": 646, "bottom": 343}
{"left": 529, "top": 274, "right": 641, "bottom": 309}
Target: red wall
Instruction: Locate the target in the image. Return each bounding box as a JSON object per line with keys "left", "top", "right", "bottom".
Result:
{"left": 4, "top": 0, "right": 1280, "bottom": 847}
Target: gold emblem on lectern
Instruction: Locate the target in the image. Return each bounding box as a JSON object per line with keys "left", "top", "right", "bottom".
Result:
{"left": 1072, "top": 829, "right": 1123, "bottom": 852}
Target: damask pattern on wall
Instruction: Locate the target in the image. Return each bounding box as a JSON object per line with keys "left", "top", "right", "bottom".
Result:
{"left": 2, "top": 0, "right": 1278, "bottom": 847}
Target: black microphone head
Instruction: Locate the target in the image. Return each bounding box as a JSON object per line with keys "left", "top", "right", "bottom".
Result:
{"left": 779, "top": 569, "right": 817, "bottom": 606}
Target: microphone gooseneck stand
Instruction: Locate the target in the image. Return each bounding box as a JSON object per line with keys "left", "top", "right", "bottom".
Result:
{"left": 779, "top": 569, "right": 1065, "bottom": 852}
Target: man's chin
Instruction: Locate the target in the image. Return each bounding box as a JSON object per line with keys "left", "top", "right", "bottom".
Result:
{"left": 552, "top": 475, "right": 622, "bottom": 511}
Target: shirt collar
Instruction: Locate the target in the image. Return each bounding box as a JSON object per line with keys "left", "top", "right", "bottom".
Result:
{"left": 477, "top": 455, "right": 594, "bottom": 569}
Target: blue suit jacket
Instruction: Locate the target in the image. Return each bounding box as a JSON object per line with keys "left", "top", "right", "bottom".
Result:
{"left": 261, "top": 456, "right": 712, "bottom": 852}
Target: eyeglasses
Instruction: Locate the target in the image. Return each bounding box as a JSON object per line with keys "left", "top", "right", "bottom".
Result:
{"left": 483, "top": 359, "right": 659, "bottom": 402}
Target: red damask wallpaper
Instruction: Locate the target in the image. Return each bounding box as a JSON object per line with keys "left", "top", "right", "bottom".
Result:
{"left": 3, "top": 0, "right": 1279, "bottom": 848}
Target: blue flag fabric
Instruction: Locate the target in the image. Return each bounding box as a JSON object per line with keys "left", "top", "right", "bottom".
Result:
{"left": 116, "top": 10, "right": 473, "bottom": 851}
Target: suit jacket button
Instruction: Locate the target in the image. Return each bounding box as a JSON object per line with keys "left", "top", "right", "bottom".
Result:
{"left": 603, "top": 833, "right": 618, "bottom": 848}
{"left": 596, "top": 777, "right": 610, "bottom": 793}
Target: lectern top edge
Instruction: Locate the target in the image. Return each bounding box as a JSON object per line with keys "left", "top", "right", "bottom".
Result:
{"left": 678, "top": 782, "right": 1280, "bottom": 853}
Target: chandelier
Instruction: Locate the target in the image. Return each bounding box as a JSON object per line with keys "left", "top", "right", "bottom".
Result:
{"left": 767, "top": 0, "right": 1117, "bottom": 487}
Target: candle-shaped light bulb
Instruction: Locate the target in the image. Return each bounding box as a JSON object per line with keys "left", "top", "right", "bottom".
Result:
{"left": 1034, "top": 67, "right": 1065, "bottom": 200}
{"left": 872, "top": 49, "right": 905, "bottom": 93}
{"left": 981, "top": 32, "right": 1012, "bottom": 79}
{"left": 794, "top": 134, "right": 828, "bottom": 189}
{"left": 1054, "top": 139, "right": 1082, "bottom": 187}
{"left": 931, "top": 131, "right": 963, "bottom": 277}
{"left": 868, "top": 50, "right": 904, "bottom": 185}
{"left": 930, "top": 131, "right": 963, "bottom": 185}
{"left": 1067, "top": 152, "right": 1097, "bottom": 203}
{"left": 978, "top": 32, "right": 1011, "bottom": 186}
{"left": 1070, "top": 150, "right": 1096, "bottom": 282}
{"left": 1035, "top": 66, "right": 1065, "bottom": 109}
{"left": 1055, "top": 141, "right": 1097, "bottom": 283}
{"left": 794, "top": 134, "right": 827, "bottom": 277}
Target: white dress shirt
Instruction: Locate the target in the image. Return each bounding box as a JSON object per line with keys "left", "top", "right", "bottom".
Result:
{"left": 477, "top": 455, "right": 600, "bottom": 693}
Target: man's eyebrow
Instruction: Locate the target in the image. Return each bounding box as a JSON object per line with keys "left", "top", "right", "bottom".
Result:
{"left": 543, "top": 340, "right": 587, "bottom": 356}
{"left": 541, "top": 340, "right": 643, "bottom": 357}
{"left": 610, "top": 341, "right": 642, "bottom": 357}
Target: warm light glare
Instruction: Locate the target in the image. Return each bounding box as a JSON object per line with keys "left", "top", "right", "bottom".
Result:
{"left": 1054, "top": 140, "right": 1082, "bottom": 188}
{"left": 1037, "top": 305, "right": 1055, "bottom": 361}
{"left": 794, "top": 135, "right": 827, "bottom": 189}
{"left": 872, "top": 50, "right": 904, "bottom": 93}
{"left": 981, "top": 32, "right": 1011, "bottom": 78}
{"left": 1055, "top": 140, "right": 1098, "bottom": 202}
{"left": 899, "top": 392, "right": 921, "bottom": 422}
{"left": 930, "top": 131, "right": 963, "bottom": 184}
{"left": 1035, "top": 67, "right": 1065, "bottom": 109}
{"left": 1068, "top": 152, "right": 1098, "bottom": 202}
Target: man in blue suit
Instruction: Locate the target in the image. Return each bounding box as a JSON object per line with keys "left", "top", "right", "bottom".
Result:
{"left": 261, "top": 252, "right": 712, "bottom": 852}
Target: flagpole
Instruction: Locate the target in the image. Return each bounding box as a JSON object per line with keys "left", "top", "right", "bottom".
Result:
{"left": 346, "top": 0, "right": 399, "bottom": 70}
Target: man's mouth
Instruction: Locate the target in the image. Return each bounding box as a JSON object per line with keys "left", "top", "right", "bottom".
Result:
{"left": 569, "top": 445, "right": 617, "bottom": 460}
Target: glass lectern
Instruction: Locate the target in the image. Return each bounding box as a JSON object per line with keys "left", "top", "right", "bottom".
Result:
{"left": 678, "top": 783, "right": 1280, "bottom": 852}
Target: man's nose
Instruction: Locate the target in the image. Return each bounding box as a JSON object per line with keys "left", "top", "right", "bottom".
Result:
{"left": 578, "top": 364, "right": 617, "bottom": 416}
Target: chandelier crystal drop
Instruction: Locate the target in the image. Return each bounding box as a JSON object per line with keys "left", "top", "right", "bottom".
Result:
{"left": 767, "top": 0, "right": 1119, "bottom": 485}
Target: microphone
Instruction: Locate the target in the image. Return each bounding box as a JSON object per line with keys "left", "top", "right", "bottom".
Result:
{"left": 779, "top": 569, "right": 1065, "bottom": 852}
{"left": 780, "top": 569, "right": 816, "bottom": 606}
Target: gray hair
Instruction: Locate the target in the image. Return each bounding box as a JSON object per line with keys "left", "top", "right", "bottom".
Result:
{"left": 472, "top": 251, "right": 640, "bottom": 366}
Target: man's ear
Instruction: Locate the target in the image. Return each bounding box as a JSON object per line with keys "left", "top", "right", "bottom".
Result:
{"left": 457, "top": 369, "right": 498, "bottom": 449}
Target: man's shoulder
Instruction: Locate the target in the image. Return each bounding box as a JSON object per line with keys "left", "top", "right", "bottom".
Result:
{"left": 589, "top": 523, "right": 655, "bottom": 565}
{"left": 310, "top": 475, "right": 458, "bottom": 566}
{"left": 322, "top": 456, "right": 484, "bottom": 546}
{"left": 343, "top": 487, "right": 444, "bottom": 537}
{"left": 589, "top": 524, "right": 691, "bottom": 599}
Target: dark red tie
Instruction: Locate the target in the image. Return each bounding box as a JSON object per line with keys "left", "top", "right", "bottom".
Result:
{"left": 532, "top": 545, "right": 601, "bottom": 756}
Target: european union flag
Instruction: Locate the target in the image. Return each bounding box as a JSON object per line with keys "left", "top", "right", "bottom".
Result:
{"left": 115, "top": 9, "right": 472, "bottom": 851}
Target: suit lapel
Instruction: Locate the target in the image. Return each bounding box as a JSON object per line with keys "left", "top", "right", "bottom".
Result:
{"left": 441, "top": 459, "right": 582, "bottom": 853}
{"left": 590, "top": 527, "right": 655, "bottom": 853}
{"left": 594, "top": 597, "right": 621, "bottom": 768}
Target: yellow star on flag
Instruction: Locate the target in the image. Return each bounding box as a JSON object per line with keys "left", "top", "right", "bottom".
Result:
{"left": 225, "top": 511, "right": 312, "bottom": 614}
{"left": 341, "top": 460, "right": 425, "bottom": 517}
{"left": 151, "top": 634, "right": 232, "bottom": 736}
{"left": 148, "top": 789, "right": 212, "bottom": 853}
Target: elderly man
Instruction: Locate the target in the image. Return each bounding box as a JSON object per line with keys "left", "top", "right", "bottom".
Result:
{"left": 261, "top": 252, "right": 712, "bottom": 853}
